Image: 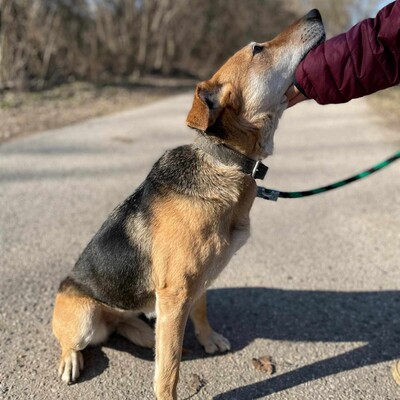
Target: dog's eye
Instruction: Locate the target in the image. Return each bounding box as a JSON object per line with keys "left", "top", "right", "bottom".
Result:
{"left": 252, "top": 44, "right": 264, "bottom": 56}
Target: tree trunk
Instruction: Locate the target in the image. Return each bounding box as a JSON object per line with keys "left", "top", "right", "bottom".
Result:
{"left": 0, "top": 0, "right": 10, "bottom": 88}
{"left": 133, "top": 0, "right": 151, "bottom": 79}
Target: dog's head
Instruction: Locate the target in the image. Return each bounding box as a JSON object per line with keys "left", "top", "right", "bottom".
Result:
{"left": 186, "top": 10, "right": 325, "bottom": 159}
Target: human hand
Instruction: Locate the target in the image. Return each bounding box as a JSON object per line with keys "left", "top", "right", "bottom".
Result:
{"left": 284, "top": 84, "right": 309, "bottom": 108}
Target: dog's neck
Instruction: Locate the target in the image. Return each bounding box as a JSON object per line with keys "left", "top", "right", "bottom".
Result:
{"left": 194, "top": 134, "right": 268, "bottom": 180}
{"left": 204, "top": 108, "right": 272, "bottom": 160}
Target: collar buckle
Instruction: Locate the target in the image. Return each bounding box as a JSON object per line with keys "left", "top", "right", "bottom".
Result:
{"left": 251, "top": 160, "right": 268, "bottom": 180}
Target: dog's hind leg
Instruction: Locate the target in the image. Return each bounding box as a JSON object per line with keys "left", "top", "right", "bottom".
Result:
{"left": 116, "top": 315, "right": 155, "bottom": 349}
{"left": 52, "top": 292, "right": 110, "bottom": 384}
{"left": 190, "top": 292, "right": 231, "bottom": 354}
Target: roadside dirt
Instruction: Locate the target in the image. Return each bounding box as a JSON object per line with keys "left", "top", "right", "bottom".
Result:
{"left": 1, "top": 79, "right": 397, "bottom": 145}
{"left": 0, "top": 77, "right": 195, "bottom": 143}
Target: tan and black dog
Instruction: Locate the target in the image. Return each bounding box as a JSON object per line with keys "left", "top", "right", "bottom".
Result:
{"left": 52, "top": 10, "right": 325, "bottom": 400}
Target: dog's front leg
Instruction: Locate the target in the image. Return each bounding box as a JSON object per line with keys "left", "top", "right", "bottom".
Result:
{"left": 190, "top": 291, "right": 231, "bottom": 354}
{"left": 154, "top": 288, "right": 191, "bottom": 400}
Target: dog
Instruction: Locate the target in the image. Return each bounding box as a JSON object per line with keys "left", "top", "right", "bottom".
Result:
{"left": 52, "top": 10, "right": 325, "bottom": 399}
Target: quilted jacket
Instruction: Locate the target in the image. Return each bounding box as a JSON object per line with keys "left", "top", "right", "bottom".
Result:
{"left": 295, "top": 1, "right": 400, "bottom": 104}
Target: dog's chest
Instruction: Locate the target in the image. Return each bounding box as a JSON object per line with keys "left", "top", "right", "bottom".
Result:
{"left": 202, "top": 183, "right": 255, "bottom": 285}
{"left": 202, "top": 216, "right": 251, "bottom": 289}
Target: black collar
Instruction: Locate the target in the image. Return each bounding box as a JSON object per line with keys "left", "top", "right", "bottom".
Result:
{"left": 194, "top": 135, "right": 268, "bottom": 180}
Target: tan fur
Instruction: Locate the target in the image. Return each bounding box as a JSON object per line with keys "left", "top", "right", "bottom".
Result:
{"left": 52, "top": 292, "right": 104, "bottom": 383}
{"left": 52, "top": 291, "right": 155, "bottom": 383}
{"left": 190, "top": 293, "right": 231, "bottom": 354}
{"left": 151, "top": 182, "right": 255, "bottom": 293}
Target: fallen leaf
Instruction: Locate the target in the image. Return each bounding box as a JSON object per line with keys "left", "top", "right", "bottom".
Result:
{"left": 252, "top": 356, "right": 276, "bottom": 375}
{"left": 392, "top": 361, "right": 400, "bottom": 385}
{"left": 187, "top": 373, "right": 206, "bottom": 395}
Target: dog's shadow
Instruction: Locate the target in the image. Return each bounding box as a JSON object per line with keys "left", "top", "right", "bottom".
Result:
{"left": 80, "top": 287, "right": 400, "bottom": 398}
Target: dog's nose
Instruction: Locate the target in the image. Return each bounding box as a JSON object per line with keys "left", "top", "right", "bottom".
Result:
{"left": 305, "top": 9, "right": 322, "bottom": 21}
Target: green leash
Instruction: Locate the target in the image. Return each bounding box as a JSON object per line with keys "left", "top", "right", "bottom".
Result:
{"left": 257, "top": 150, "right": 400, "bottom": 201}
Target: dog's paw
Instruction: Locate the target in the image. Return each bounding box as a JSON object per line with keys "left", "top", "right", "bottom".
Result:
{"left": 58, "top": 350, "right": 84, "bottom": 384}
{"left": 197, "top": 330, "right": 231, "bottom": 354}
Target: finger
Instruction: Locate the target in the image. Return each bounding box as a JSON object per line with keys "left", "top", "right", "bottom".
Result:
{"left": 285, "top": 85, "right": 298, "bottom": 101}
{"left": 287, "top": 92, "right": 308, "bottom": 108}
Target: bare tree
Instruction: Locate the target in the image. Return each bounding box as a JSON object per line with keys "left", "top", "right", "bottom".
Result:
{"left": 0, "top": 0, "right": 299, "bottom": 90}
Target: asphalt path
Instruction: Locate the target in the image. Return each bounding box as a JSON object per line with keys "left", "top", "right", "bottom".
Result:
{"left": 1, "top": 93, "right": 399, "bottom": 400}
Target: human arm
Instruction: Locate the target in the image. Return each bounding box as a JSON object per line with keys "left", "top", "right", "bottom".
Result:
{"left": 286, "top": 1, "right": 400, "bottom": 107}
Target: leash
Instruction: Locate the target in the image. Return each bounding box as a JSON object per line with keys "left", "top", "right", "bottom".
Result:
{"left": 257, "top": 150, "right": 400, "bottom": 201}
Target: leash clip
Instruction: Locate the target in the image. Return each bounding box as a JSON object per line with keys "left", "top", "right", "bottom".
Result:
{"left": 257, "top": 187, "right": 280, "bottom": 201}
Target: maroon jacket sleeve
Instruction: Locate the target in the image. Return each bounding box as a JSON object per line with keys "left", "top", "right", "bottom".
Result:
{"left": 295, "top": 1, "right": 400, "bottom": 105}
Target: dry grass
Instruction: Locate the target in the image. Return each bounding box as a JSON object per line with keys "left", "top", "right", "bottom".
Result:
{"left": 0, "top": 77, "right": 195, "bottom": 143}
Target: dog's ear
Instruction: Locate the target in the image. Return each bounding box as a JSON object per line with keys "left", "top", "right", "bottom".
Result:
{"left": 186, "top": 81, "right": 238, "bottom": 131}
